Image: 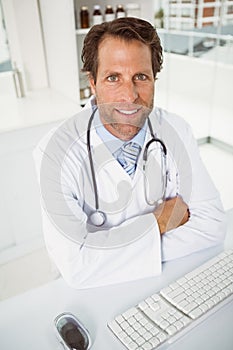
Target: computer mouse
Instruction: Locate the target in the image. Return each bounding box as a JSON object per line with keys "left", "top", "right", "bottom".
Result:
{"left": 54, "top": 312, "right": 92, "bottom": 350}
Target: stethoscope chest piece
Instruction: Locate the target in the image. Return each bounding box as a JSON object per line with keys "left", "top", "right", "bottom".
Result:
{"left": 89, "top": 210, "right": 106, "bottom": 226}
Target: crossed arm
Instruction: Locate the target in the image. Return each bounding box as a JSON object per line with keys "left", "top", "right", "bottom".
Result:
{"left": 154, "top": 196, "right": 190, "bottom": 235}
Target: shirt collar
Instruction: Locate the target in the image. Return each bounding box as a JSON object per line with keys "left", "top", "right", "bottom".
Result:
{"left": 94, "top": 110, "right": 147, "bottom": 155}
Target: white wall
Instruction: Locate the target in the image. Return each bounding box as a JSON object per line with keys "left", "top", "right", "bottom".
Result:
{"left": 39, "top": 0, "right": 80, "bottom": 102}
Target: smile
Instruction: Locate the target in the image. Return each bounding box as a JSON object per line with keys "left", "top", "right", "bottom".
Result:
{"left": 116, "top": 108, "right": 140, "bottom": 115}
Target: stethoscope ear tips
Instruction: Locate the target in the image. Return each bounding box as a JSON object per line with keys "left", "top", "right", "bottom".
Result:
{"left": 89, "top": 211, "right": 106, "bottom": 227}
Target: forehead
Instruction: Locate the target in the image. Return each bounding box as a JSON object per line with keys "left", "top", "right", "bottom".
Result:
{"left": 98, "top": 35, "right": 151, "bottom": 55}
{"left": 97, "top": 36, "right": 152, "bottom": 70}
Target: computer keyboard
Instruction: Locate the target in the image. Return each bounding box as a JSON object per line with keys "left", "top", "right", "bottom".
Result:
{"left": 108, "top": 249, "right": 233, "bottom": 350}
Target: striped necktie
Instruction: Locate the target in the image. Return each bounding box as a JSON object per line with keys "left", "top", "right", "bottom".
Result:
{"left": 118, "top": 142, "right": 141, "bottom": 177}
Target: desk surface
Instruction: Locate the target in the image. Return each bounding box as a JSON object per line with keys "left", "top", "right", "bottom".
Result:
{"left": 0, "top": 210, "right": 233, "bottom": 350}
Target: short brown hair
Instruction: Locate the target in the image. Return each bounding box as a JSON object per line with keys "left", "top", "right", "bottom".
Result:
{"left": 81, "top": 17, "right": 163, "bottom": 83}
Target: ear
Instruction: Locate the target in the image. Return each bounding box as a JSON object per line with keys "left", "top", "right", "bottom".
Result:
{"left": 89, "top": 75, "right": 96, "bottom": 95}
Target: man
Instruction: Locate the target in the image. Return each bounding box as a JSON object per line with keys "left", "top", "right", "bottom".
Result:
{"left": 35, "top": 18, "right": 226, "bottom": 289}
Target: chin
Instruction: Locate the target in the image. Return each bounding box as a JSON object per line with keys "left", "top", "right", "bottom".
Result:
{"left": 112, "top": 124, "right": 141, "bottom": 141}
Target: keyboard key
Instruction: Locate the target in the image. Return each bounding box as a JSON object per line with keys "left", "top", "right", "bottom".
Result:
{"left": 142, "top": 343, "right": 153, "bottom": 350}
{"left": 115, "top": 314, "right": 124, "bottom": 324}
{"left": 166, "top": 324, "right": 178, "bottom": 335}
{"left": 108, "top": 320, "right": 123, "bottom": 334}
{"left": 143, "top": 331, "right": 152, "bottom": 341}
{"left": 135, "top": 336, "right": 145, "bottom": 346}
{"left": 180, "top": 315, "right": 191, "bottom": 326}
{"left": 122, "top": 307, "right": 138, "bottom": 319}
{"left": 126, "top": 327, "right": 134, "bottom": 336}
{"left": 127, "top": 342, "right": 137, "bottom": 350}
{"left": 121, "top": 320, "right": 129, "bottom": 330}
{"left": 174, "top": 320, "right": 184, "bottom": 331}
{"left": 131, "top": 332, "right": 139, "bottom": 341}
{"left": 156, "top": 332, "right": 167, "bottom": 343}
{"left": 128, "top": 317, "right": 136, "bottom": 326}
{"left": 132, "top": 322, "right": 140, "bottom": 331}
{"left": 149, "top": 326, "right": 160, "bottom": 336}
{"left": 145, "top": 322, "right": 153, "bottom": 331}
{"left": 150, "top": 336, "right": 160, "bottom": 347}
{"left": 189, "top": 307, "right": 203, "bottom": 319}
{"left": 139, "top": 301, "right": 148, "bottom": 310}
{"left": 160, "top": 319, "right": 169, "bottom": 330}
{"left": 122, "top": 335, "right": 133, "bottom": 346}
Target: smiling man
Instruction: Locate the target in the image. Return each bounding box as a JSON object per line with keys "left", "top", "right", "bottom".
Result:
{"left": 83, "top": 19, "right": 158, "bottom": 142}
{"left": 35, "top": 17, "right": 226, "bottom": 289}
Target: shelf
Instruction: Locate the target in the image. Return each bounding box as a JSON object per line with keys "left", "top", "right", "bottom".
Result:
{"left": 0, "top": 88, "right": 81, "bottom": 133}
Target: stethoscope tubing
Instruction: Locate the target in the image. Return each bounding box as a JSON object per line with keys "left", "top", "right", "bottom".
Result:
{"left": 87, "top": 107, "right": 100, "bottom": 211}
{"left": 87, "top": 107, "right": 167, "bottom": 226}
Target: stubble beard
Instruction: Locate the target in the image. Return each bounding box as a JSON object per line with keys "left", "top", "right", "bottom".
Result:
{"left": 97, "top": 99, "right": 154, "bottom": 141}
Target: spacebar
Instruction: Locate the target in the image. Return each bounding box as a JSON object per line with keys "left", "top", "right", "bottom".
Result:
{"left": 141, "top": 307, "right": 161, "bottom": 325}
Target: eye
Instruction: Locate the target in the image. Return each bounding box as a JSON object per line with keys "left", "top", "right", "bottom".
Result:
{"left": 107, "top": 75, "right": 119, "bottom": 82}
{"left": 135, "top": 73, "right": 147, "bottom": 81}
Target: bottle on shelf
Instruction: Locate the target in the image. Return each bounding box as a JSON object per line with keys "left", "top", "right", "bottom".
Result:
{"left": 116, "top": 4, "right": 126, "bottom": 18}
{"left": 105, "top": 5, "right": 115, "bottom": 22}
{"left": 80, "top": 6, "right": 90, "bottom": 28}
{"left": 92, "top": 5, "right": 103, "bottom": 25}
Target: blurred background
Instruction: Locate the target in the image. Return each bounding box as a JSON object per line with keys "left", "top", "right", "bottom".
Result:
{"left": 0, "top": 0, "right": 232, "bottom": 300}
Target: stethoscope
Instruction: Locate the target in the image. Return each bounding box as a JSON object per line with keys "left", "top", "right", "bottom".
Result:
{"left": 87, "top": 107, "right": 167, "bottom": 227}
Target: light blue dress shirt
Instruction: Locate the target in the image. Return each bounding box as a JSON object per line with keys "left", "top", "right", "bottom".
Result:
{"left": 94, "top": 111, "right": 147, "bottom": 163}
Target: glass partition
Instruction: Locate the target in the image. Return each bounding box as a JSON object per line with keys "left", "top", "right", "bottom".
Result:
{"left": 0, "top": 0, "right": 12, "bottom": 73}
{"left": 155, "top": 0, "right": 233, "bottom": 145}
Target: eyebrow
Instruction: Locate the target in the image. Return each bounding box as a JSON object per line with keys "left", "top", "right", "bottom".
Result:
{"left": 102, "top": 69, "right": 153, "bottom": 77}
{"left": 102, "top": 71, "right": 120, "bottom": 76}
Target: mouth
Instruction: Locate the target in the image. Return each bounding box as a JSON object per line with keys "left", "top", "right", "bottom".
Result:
{"left": 115, "top": 106, "right": 142, "bottom": 116}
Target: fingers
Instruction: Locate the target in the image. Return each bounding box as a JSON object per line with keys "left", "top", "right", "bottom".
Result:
{"left": 154, "top": 196, "right": 190, "bottom": 234}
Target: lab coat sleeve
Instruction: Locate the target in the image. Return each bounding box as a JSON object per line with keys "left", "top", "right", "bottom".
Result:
{"left": 161, "top": 118, "right": 227, "bottom": 261}
{"left": 33, "top": 137, "right": 162, "bottom": 289}
{"left": 41, "top": 208, "right": 161, "bottom": 289}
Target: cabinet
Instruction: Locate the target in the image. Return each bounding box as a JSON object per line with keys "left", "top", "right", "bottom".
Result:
{"left": 39, "top": 0, "right": 156, "bottom": 106}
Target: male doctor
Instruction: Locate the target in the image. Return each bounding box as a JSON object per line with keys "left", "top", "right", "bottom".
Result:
{"left": 35, "top": 17, "right": 226, "bottom": 289}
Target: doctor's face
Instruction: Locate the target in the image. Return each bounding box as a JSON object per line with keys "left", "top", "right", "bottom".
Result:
{"left": 89, "top": 36, "right": 155, "bottom": 141}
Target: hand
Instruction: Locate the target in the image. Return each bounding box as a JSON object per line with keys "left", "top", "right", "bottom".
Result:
{"left": 153, "top": 196, "right": 190, "bottom": 235}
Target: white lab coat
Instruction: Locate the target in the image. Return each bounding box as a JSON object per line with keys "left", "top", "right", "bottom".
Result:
{"left": 34, "top": 104, "right": 226, "bottom": 289}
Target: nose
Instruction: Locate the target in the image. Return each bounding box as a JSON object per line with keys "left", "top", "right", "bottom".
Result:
{"left": 119, "top": 79, "right": 139, "bottom": 102}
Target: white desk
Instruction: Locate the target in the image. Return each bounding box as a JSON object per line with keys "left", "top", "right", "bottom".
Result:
{"left": 0, "top": 209, "right": 233, "bottom": 350}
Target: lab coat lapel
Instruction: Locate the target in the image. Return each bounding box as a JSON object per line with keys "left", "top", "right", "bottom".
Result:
{"left": 91, "top": 129, "right": 133, "bottom": 182}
